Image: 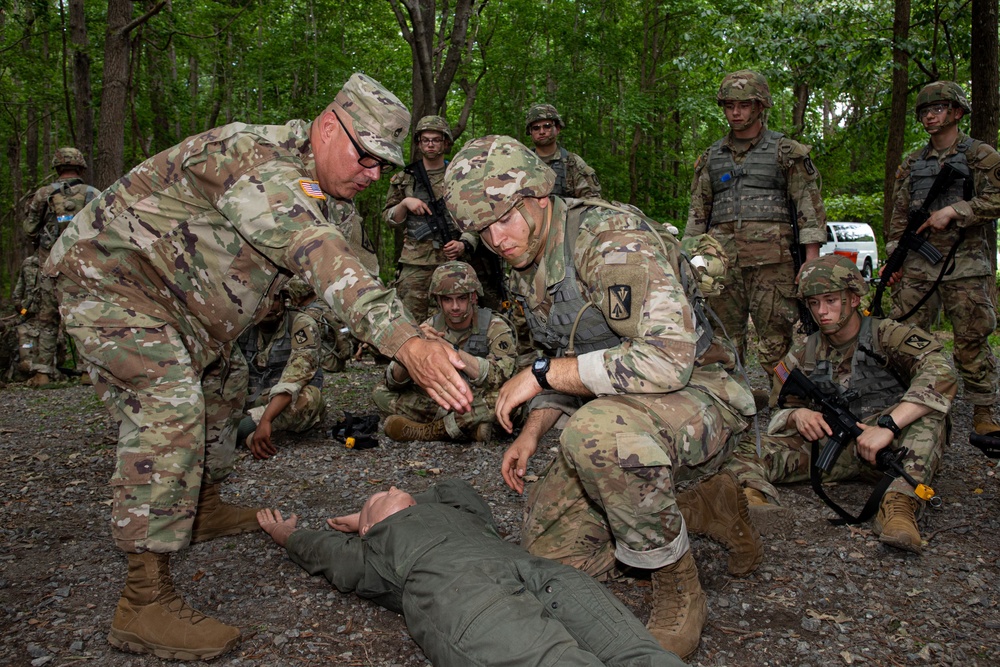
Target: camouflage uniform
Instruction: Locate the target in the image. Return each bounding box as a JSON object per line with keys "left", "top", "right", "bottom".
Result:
{"left": 13, "top": 254, "right": 60, "bottom": 377}
{"left": 446, "top": 136, "right": 755, "bottom": 574}
{"left": 44, "top": 74, "right": 421, "bottom": 554}
{"left": 685, "top": 71, "right": 826, "bottom": 383}
{"left": 525, "top": 104, "right": 602, "bottom": 199}
{"left": 373, "top": 307, "right": 515, "bottom": 438}
{"left": 727, "top": 317, "right": 957, "bottom": 502}
{"left": 238, "top": 308, "right": 326, "bottom": 435}
{"left": 888, "top": 117, "right": 1000, "bottom": 408}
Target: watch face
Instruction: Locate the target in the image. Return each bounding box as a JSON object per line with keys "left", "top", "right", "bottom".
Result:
{"left": 533, "top": 358, "right": 548, "bottom": 372}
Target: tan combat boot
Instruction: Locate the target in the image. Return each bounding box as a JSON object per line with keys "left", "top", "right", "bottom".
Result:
{"left": 744, "top": 487, "right": 794, "bottom": 537}
{"left": 973, "top": 405, "right": 1000, "bottom": 435}
{"left": 647, "top": 551, "right": 708, "bottom": 659}
{"left": 873, "top": 492, "right": 922, "bottom": 554}
{"left": 676, "top": 470, "right": 763, "bottom": 576}
{"left": 27, "top": 372, "right": 50, "bottom": 387}
{"left": 108, "top": 551, "right": 240, "bottom": 660}
{"left": 472, "top": 422, "right": 493, "bottom": 443}
{"left": 190, "top": 482, "right": 261, "bottom": 544}
{"left": 383, "top": 415, "right": 449, "bottom": 442}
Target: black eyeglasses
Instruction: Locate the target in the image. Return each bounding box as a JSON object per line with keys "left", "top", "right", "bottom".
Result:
{"left": 332, "top": 109, "right": 396, "bottom": 176}
{"left": 529, "top": 122, "right": 556, "bottom": 132}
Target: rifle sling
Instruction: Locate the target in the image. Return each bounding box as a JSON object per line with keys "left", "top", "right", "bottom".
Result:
{"left": 891, "top": 229, "right": 965, "bottom": 323}
{"left": 809, "top": 439, "right": 896, "bottom": 525}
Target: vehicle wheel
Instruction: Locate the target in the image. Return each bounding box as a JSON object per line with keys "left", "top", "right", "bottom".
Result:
{"left": 861, "top": 258, "right": 873, "bottom": 282}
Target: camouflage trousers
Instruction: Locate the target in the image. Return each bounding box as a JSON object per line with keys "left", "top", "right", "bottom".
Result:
{"left": 708, "top": 261, "right": 798, "bottom": 386}
{"left": 726, "top": 409, "right": 947, "bottom": 503}
{"left": 246, "top": 385, "right": 326, "bottom": 434}
{"left": 67, "top": 322, "right": 247, "bottom": 554}
{"left": 522, "top": 389, "right": 738, "bottom": 576}
{"left": 16, "top": 319, "right": 59, "bottom": 376}
{"left": 372, "top": 383, "right": 496, "bottom": 439}
{"left": 394, "top": 263, "right": 437, "bottom": 324}
{"left": 891, "top": 274, "right": 997, "bottom": 406}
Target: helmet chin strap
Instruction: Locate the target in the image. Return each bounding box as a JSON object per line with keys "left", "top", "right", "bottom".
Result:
{"left": 509, "top": 198, "right": 552, "bottom": 269}
{"left": 815, "top": 291, "right": 856, "bottom": 335}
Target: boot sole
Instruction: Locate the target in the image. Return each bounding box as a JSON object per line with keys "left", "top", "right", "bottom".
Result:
{"left": 879, "top": 534, "right": 923, "bottom": 554}
{"left": 108, "top": 628, "right": 239, "bottom": 661}
{"left": 748, "top": 503, "right": 794, "bottom": 537}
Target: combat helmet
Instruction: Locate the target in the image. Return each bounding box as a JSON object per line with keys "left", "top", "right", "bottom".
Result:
{"left": 797, "top": 254, "right": 867, "bottom": 298}
{"left": 525, "top": 104, "right": 563, "bottom": 133}
{"left": 415, "top": 115, "right": 453, "bottom": 143}
{"left": 716, "top": 70, "right": 773, "bottom": 109}
{"left": 430, "top": 261, "right": 483, "bottom": 297}
{"left": 915, "top": 81, "right": 972, "bottom": 118}
{"left": 52, "top": 147, "right": 87, "bottom": 171}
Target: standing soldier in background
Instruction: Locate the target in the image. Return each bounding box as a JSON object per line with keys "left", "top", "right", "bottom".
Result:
{"left": 524, "top": 104, "right": 602, "bottom": 199}
{"left": 44, "top": 73, "right": 472, "bottom": 661}
{"left": 19, "top": 148, "right": 101, "bottom": 386}
{"left": 383, "top": 115, "right": 479, "bottom": 323}
{"left": 686, "top": 70, "right": 826, "bottom": 406}
{"left": 236, "top": 278, "right": 326, "bottom": 460}
{"left": 887, "top": 81, "right": 1000, "bottom": 436}
{"left": 375, "top": 261, "right": 516, "bottom": 444}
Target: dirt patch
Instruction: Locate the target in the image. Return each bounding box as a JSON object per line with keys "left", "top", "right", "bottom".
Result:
{"left": 1, "top": 359, "right": 997, "bottom": 666}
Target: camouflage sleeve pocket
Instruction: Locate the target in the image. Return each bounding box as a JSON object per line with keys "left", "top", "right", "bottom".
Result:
{"left": 615, "top": 432, "right": 672, "bottom": 469}
{"left": 596, "top": 261, "right": 648, "bottom": 339}
{"left": 110, "top": 452, "right": 154, "bottom": 487}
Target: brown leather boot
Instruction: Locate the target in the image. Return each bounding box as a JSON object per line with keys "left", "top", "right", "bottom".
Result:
{"left": 647, "top": 551, "right": 707, "bottom": 659}
{"left": 383, "top": 415, "right": 448, "bottom": 442}
{"left": 27, "top": 372, "right": 50, "bottom": 387}
{"left": 190, "top": 482, "right": 261, "bottom": 544}
{"left": 873, "top": 492, "right": 922, "bottom": 554}
{"left": 973, "top": 405, "right": 1000, "bottom": 435}
{"left": 108, "top": 552, "right": 240, "bottom": 660}
{"left": 744, "top": 487, "right": 794, "bottom": 537}
{"left": 676, "top": 470, "right": 763, "bottom": 576}
{"left": 472, "top": 422, "right": 493, "bottom": 443}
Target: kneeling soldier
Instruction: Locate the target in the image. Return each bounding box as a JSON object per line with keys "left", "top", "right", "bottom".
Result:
{"left": 728, "top": 255, "right": 957, "bottom": 553}
{"left": 375, "top": 261, "right": 516, "bottom": 443}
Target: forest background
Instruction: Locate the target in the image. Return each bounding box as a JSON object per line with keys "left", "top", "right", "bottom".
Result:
{"left": 1, "top": 0, "right": 998, "bottom": 289}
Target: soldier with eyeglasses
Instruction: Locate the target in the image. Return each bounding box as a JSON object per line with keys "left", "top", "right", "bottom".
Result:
{"left": 886, "top": 81, "right": 1000, "bottom": 436}
{"left": 43, "top": 73, "right": 473, "bottom": 661}
{"left": 383, "top": 115, "right": 481, "bottom": 322}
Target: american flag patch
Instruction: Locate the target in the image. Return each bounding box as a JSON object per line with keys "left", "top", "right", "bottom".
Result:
{"left": 299, "top": 179, "right": 325, "bottom": 199}
{"left": 774, "top": 361, "right": 790, "bottom": 384}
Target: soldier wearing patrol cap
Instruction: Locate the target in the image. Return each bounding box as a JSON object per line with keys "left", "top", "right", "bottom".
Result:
{"left": 444, "top": 135, "right": 762, "bottom": 659}
{"left": 686, "top": 70, "right": 827, "bottom": 406}
{"left": 19, "top": 147, "right": 100, "bottom": 386}
{"left": 375, "top": 261, "right": 516, "bottom": 443}
{"left": 886, "top": 80, "right": 1000, "bottom": 437}
{"left": 383, "top": 115, "right": 481, "bottom": 323}
{"left": 44, "top": 73, "right": 474, "bottom": 660}
{"left": 727, "top": 254, "right": 957, "bottom": 553}
{"left": 524, "top": 103, "right": 602, "bottom": 199}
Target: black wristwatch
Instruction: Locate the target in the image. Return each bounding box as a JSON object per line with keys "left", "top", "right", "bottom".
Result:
{"left": 532, "top": 357, "right": 552, "bottom": 390}
{"left": 877, "top": 414, "right": 902, "bottom": 438}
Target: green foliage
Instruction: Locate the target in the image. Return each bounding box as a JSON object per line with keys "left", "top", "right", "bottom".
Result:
{"left": 824, "top": 194, "right": 883, "bottom": 225}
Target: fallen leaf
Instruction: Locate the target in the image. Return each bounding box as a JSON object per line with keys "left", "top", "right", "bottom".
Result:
{"left": 192, "top": 570, "right": 205, "bottom": 582}
{"left": 524, "top": 474, "right": 539, "bottom": 483}
{"left": 806, "top": 608, "right": 852, "bottom": 623}
{"left": 841, "top": 650, "right": 853, "bottom": 664}
{"left": 428, "top": 468, "right": 441, "bottom": 475}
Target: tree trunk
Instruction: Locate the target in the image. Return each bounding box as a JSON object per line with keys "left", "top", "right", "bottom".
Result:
{"left": 791, "top": 83, "right": 809, "bottom": 138}
{"left": 93, "top": 0, "right": 165, "bottom": 189}
{"left": 70, "top": 0, "right": 95, "bottom": 177}
{"left": 970, "top": 0, "right": 998, "bottom": 272}
{"left": 882, "top": 0, "right": 910, "bottom": 239}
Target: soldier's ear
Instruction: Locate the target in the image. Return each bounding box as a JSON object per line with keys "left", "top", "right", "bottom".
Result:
{"left": 359, "top": 523, "right": 371, "bottom": 536}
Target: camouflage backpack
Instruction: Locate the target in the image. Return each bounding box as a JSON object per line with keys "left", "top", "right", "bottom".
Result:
{"left": 35, "top": 180, "right": 100, "bottom": 250}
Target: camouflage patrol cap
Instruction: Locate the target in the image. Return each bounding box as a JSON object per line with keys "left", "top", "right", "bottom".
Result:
{"left": 915, "top": 81, "right": 972, "bottom": 117}
{"left": 717, "top": 70, "right": 773, "bottom": 109}
{"left": 430, "top": 261, "right": 483, "bottom": 297}
{"left": 52, "top": 147, "right": 87, "bottom": 170}
{"left": 282, "top": 277, "right": 314, "bottom": 303}
{"left": 525, "top": 104, "right": 564, "bottom": 133}
{"left": 445, "top": 135, "right": 557, "bottom": 232}
{"left": 334, "top": 73, "right": 411, "bottom": 167}
{"left": 415, "top": 115, "right": 453, "bottom": 143}
{"left": 797, "top": 254, "right": 867, "bottom": 298}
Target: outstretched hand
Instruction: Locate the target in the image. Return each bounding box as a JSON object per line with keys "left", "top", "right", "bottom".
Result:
{"left": 257, "top": 508, "right": 298, "bottom": 548}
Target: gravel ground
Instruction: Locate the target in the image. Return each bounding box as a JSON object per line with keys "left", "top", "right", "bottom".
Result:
{"left": 1, "top": 357, "right": 998, "bottom": 666}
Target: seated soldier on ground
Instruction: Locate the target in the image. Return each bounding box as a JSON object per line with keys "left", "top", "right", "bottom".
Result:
{"left": 374, "top": 261, "right": 516, "bottom": 444}
{"left": 726, "top": 255, "right": 957, "bottom": 553}
{"left": 257, "top": 478, "right": 688, "bottom": 667}
{"left": 237, "top": 278, "right": 327, "bottom": 459}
